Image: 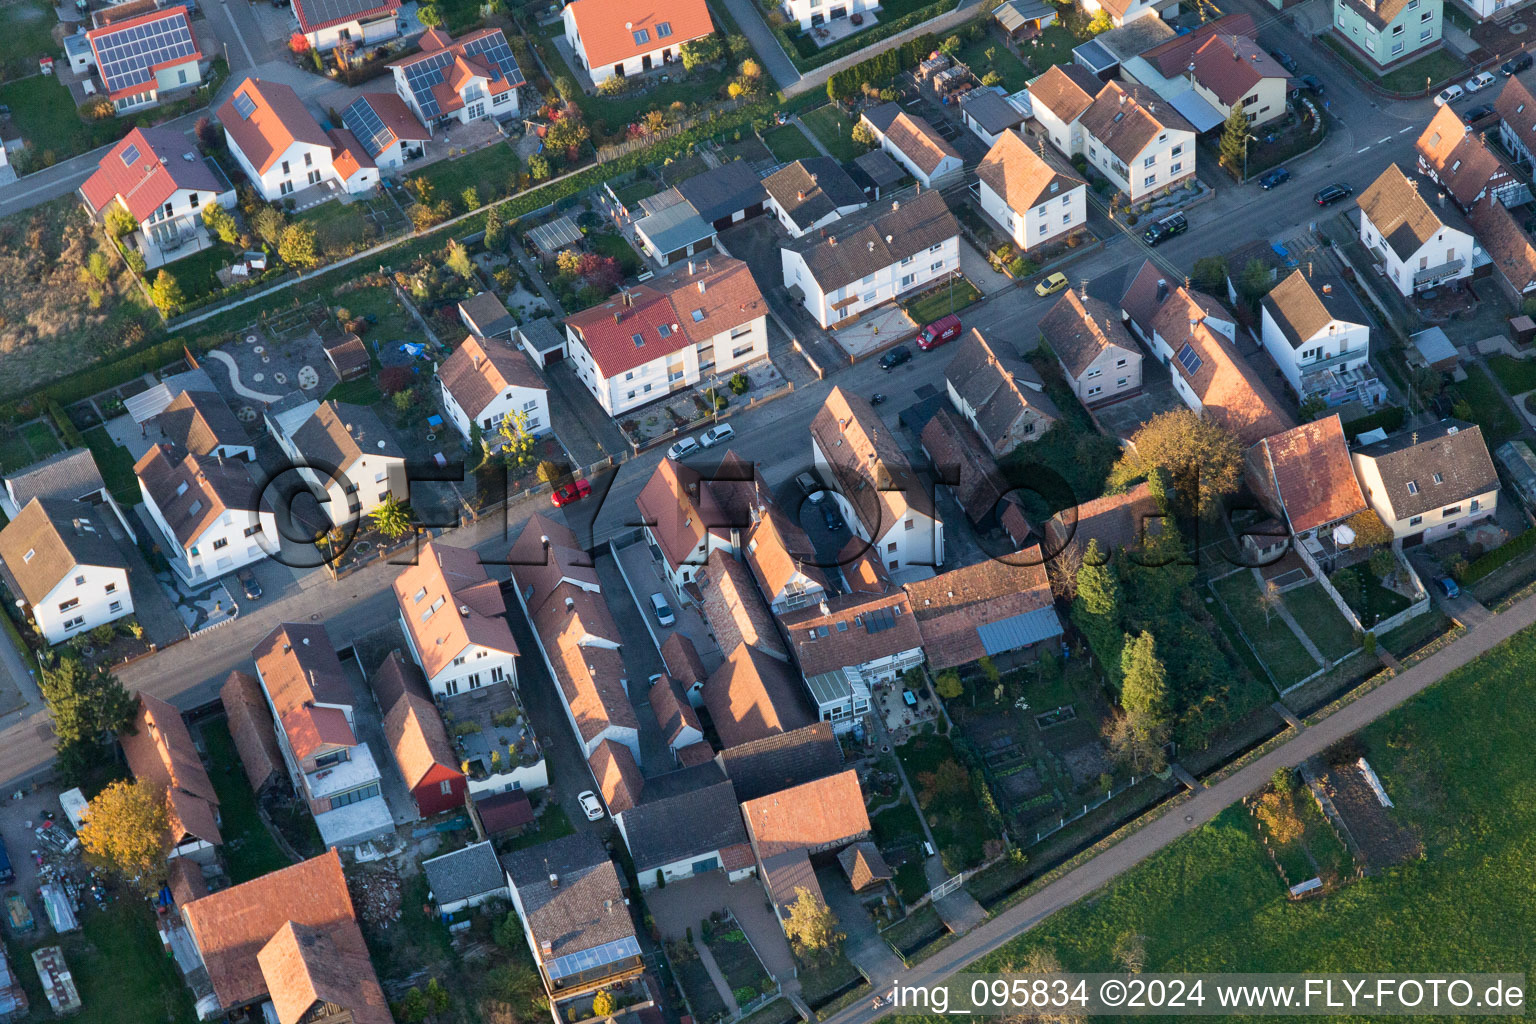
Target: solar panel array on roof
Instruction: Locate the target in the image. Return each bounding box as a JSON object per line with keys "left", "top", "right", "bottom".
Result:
{"left": 546, "top": 937, "right": 641, "bottom": 981}
{"left": 864, "top": 608, "right": 895, "bottom": 634}
{"left": 1176, "top": 343, "right": 1203, "bottom": 376}
{"left": 400, "top": 31, "right": 522, "bottom": 120}
{"left": 342, "top": 97, "right": 391, "bottom": 157}
{"left": 92, "top": 10, "right": 197, "bottom": 98}
{"left": 232, "top": 91, "right": 256, "bottom": 118}
{"left": 121, "top": 143, "right": 140, "bottom": 166}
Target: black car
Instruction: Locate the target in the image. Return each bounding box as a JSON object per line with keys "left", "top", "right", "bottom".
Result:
{"left": 1502, "top": 52, "right": 1533, "bottom": 75}
{"left": 1291, "top": 73, "right": 1324, "bottom": 95}
{"left": 237, "top": 568, "right": 261, "bottom": 601}
{"left": 1142, "top": 211, "right": 1188, "bottom": 246}
{"left": 1464, "top": 103, "right": 1497, "bottom": 123}
{"left": 878, "top": 345, "right": 912, "bottom": 370}
{"left": 1314, "top": 183, "right": 1353, "bottom": 206}
{"left": 1258, "top": 167, "right": 1290, "bottom": 190}
{"left": 822, "top": 503, "right": 846, "bottom": 532}
{"left": 1270, "top": 49, "right": 1298, "bottom": 74}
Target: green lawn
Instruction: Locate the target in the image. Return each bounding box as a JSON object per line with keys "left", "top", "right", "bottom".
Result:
{"left": 1019, "top": 23, "right": 1084, "bottom": 76}
{"left": 0, "top": 434, "right": 33, "bottom": 473}
{"left": 533, "top": 32, "right": 733, "bottom": 137}
{"left": 296, "top": 200, "right": 376, "bottom": 259}
{"left": 761, "top": 125, "right": 821, "bottom": 164}
{"left": 881, "top": 904, "right": 946, "bottom": 958}
{"left": 953, "top": 36, "right": 1034, "bottom": 93}
{"left": 941, "top": 621, "right": 1536, "bottom": 1006}
{"left": 201, "top": 720, "right": 292, "bottom": 883}
{"left": 898, "top": 732, "right": 991, "bottom": 871}
{"left": 1281, "top": 583, "right": 1359, "bottom": 662}
{"left": 588, "top": 230, "right": 642, "bottom": 277}
{"left": 82, "top": 425, "right": 141, "bottom": 508}
{"left": 325, "top": 378, "right": 384, "bottom": 405}
{"left": 4, "top": 900, "right": 197, "bottom": 1024}
{"left": 335, "top": 285, "right": 416, "bottom": 344}
{"left": 0, "top": 74, "right": 127, "bottom": 165}
{"left": 1376, "top": 609, "right": 1450, "bottom": 657}
{"left": 801, "top": 105, "right": 865, "bottom": 162}
{"left": 1487, "top": 353, "right": 1536, "bottom": 396}
{"left": 164, "top": 244, "right": 233, "bottom": 305}
{"left": 1211, "top": 572, "right": 1320, "bottom": 689}
{"left": 1450, "top": 363, "right": 1517, "bottom": 445}
{"left": 902, "top": 278, "right": 983, "bottom": 325}
{"left": 20, "top": 420, "right": 60, "bottom": 459}
{"left": 1333, "top": 563, "right": 1413, "bottom": 628}
{"left": 412, "top": 143, "right": 521, "bottom": 209}
{"left": 794, "top": 950, "right": 864, "bottom": 1008}
{"left": 6, "top": 0, "right": 58, "bottom": 81}
{"left": 1319, "top": 33, "right": 1468, "bottom": 93}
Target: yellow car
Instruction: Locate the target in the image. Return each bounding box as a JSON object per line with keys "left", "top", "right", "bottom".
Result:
{"left": 1035, "top": 272, "right": 1069, "bottom": 297}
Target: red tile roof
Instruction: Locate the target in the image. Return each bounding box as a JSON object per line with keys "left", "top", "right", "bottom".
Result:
{"left": 1248, "top": 415, "right": 1367, "bottom": 534}
{"left": 564, "top": 0, "right": 714, "bottom": 69}
{"left": 704, "top": 642, "right": 812, "bottom": 749}
{"left": 220, "top": 671, "right": 285, "bottom": 795}
{"left": 439, "top": 335, "right": 545, "bottom": 420}
{"left": 1189, "top": 34, "right": 1288, "bottom": 107}
{"left": 258, "top": 921, "right": 391, "bottom": 1024}
{"left": 217, "top": 78, "right": 330, "bottom": 176}
{"left": 589, "top": 738, "right": 644, "bottom": 814}
{"left": 1026, "top": 63, "right": 1101, "bottom": 125}
{"left": 740, "top": 769, "right": 869, "bottom": 858}
{"left": 905, "top": 548, "right": 1058, "bottom": 669}
{"left": 393, "top": 539, "right": 518, "bottom": 681}
{"left": 182, "top": 851, "right": 387, "bottom": 1020}
{"left": 1142, "top": 12, "right": 1257, "bottom": 76}
{"left": 252, "top": 622, "right": 356, "bottom": 763}
{"left": 119, "top": 692, "right": 222, "bottom": 848}
{"left": 377, "top": 652, "right": 462, "bottom": 794}
{"left": 779, "top": 585, "right": 922, "bottom": 679}
{"left": 563, "top": 257, "right": 764, "bottom": 380}
{"left": 80, "top": 127, "right": 223, "bottom": 223}
{"left": 85, "top": 6, "right": 200, "bottom": 100}
{"left": 1472, "top": 197, "right": 1536, "bottom": 296}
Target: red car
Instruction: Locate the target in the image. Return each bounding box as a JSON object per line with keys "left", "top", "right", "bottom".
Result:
{"left": 916, "top": 314, "right": 962, "bottom": 351}
{"left": 551, "top": 478, "right": 592, "bottom": 507}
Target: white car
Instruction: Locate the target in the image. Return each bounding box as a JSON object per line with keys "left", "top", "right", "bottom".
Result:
{"left": 1435, "top": 84, "right": 1465, "bottom": 106}
{"left": 700, "top": 422, "right": 736, "bottom": 447}
{"left": 649, "top": 592, "right": 676, "bottom": 626}
{"left": 578, "top": 791, "right": 605, "bottom": 821}
{"left": 1465, "top": 71, "right": 1497, "bottom": 92}
{"left": 666, "top": 437, "right": 700, "bottom": 460}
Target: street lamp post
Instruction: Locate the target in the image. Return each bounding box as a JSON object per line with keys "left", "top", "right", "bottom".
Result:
{"left": 1243, "top": 133, "right": 1258, "bottom": 182}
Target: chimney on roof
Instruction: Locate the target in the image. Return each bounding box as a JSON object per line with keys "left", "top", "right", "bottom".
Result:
{"left": 541, "top": 938, "right": 554, "bottom": 954}
{"left": 605, "top": 899, "right": 613, "bottom": 913}
{"left": 828, "top": 235, "right": 837, "bottom": 247}
{"left": 622, "top": 289, "right": 633, "bottom": 307}
{"left": 1119, "top": 92, "right": 1126, "bottom": 105}
{"left": 1412, "top": 431, "right": 1419, "bottom": 445}
{"left": 688, "top": 260, "right": 696, "bottom": 274}
{"left": 302, "top": 636, "right": 311, "bottom": 645}
{"left": 698, "top": 279, "right": 707, "bottom": 294}
{"left": 1438, "top": 190, "right": 1447, "bottom": 208}
{"left": 797, "top": 190, "right": 806, "bottom": 201}
{"left": 868, "top": 241, "right": 875, "bottom": 252}
{"left": 540, "top": 534, "right": 549, "bottom": 547}
{"left": 1322, "top": 283, "right": 1332, "bottom": 295}
{"left": 1156, "top": 279, "right": 1168, "bottom": 302}
{"left": 613, "top": 311, "right": 622, "bottom": 325}
{"left": 565, "top": 596, "right": 574, "bottom": 611}
{"left": 460, "top": 604, "right": 470, "bottom": 617}
{"left": 819, "top": 599, "right": 830, "bottom": 615}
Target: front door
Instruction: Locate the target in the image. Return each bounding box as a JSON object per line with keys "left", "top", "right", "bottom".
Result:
{"left": 642, "top": 53, "right": 653, "bottom": 71}
{"left": 691, "top": 857, "right": 719, "bottom": 875}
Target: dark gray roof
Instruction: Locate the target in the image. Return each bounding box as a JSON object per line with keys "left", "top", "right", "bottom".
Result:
{"left": 995, "top": 0, "right": 1056, "bottom": 31}
{"left": 715, "top": 722, "right": 842, "bottom": 802}
{"left": 1353, "top": 419, "right": 1497, "bottom": 520}
{"left": 960, "top": 89, "right": 1026, "bottom": 135}
{"left": 502, "top": 833, "right": 636, "bottom": 957}
{"left": 4, "top": 448, "right": 105, "bottom": 507}
{"left": 1261, "top": 269, "right": 1364, "bottom": 349}
{"left": 635, "top": 202, "right": 714, "bottom": 254}
{"left": 423, "top": 841, "right": 506, "bottom": 904}
{"left": 676, "top": 161, "right": 767, "bottom": 224}
{"left": 852, "top": 150, "right": 905, "bottom": 189}
{"left": 517, "top": 317, "right": 566, "bottom": 355}
{"left": 945, "top": 330, "right": 1059, "bottom": 440}
{"left": 862, "top": 102, "right": 903, "bottom": 134}
{"left": 763, "top": 158, "right": 866, "bottom": 232}
{"left": 0, "top": 497, "right": 126, "bottom": 604}
{"left": 784, "top": 189, "right": 959, "bottom": 292}
{"left": 616, "top": 768, "right": 747, "bottom": 872}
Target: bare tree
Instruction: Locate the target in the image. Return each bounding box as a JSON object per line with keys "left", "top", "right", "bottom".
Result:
{"left": 1258, "top": 579, "right": 1281, "bottom": 628}
{"left": 1046, "top": 542, "right": 1083, "bottom": 603}
{"left": 1114, "top": 932, "right": 1149, "bottom": 974}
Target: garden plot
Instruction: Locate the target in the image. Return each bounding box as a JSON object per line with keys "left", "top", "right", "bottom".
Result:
{"left": 1320, "top": 760, "right": 1423, "bottom": 870}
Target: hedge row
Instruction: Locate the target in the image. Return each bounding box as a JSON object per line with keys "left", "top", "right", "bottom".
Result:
{"left": 46, "top": 399, "right": 88, "bottom": 451}
{"left": 1460, "top": 527, "right": 1536, "bottom": 584}
{"left": 0, "top": 335, "right": 194, "bottom": 423}
{"left": 798, "top": 3, "right": 951, "bottom": 75}
{"left": 825, "top": 34, "right": 940, "bottom": 102}
{"left": 1341, "top": 405, "right": 1407, "bottom": 441}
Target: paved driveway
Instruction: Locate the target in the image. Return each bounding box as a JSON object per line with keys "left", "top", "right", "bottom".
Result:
{"left": 646, "top": 871, "right": 796, "bottom": 981}
{"left": 815, "top": 864, "right": 904, "bottom": 988}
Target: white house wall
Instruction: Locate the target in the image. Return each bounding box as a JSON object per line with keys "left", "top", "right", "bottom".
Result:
{"left": 33, "top": 564, "right": 132, "bottom": 645}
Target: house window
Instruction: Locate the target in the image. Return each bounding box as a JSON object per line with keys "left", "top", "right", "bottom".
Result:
{"left": 1143, "top": 156, "right": 1155, "bottom": 168}
{"left": 453, "top": 656, "right": 466, "bottom": 666}
{"left": 1087, "top": 368, "right": 1101, "bottom": 378}
{"left": 58, "top": 598, "right": 80, "bottom": 613}
{"left": 440, "top": 779, "right": 455, "bottom": 794}
{"left": 467, "top": 673, "right": 482, "bottom": 689}
{"left": 1433, "top": 472, "right": 1443, "bottom": 484}
{"left": 491, "top": 665, "right": 505, "bottom": 682}
{"left": 304, "top": 152, "right": 313, "bottom": 166}
{"left": 904, "top": 519, "right": 914, "bottom": 531}
{"left": 1392, "top": 23, "right": 1403, "bottom": 34}
{"left": 1391, "top": 40, "right": 1404, "bottom": 54}
{"left": 901, "top": 273, "right": 916, "bottom": 287}
{"left": 1421, "top": 27, "right": 1432, "bottom": 38}
{"left": 104, "top": 582, "right": 116, "bottom": 594}
{"left": 108, "top": 601, "right": 121, "bottom": 613}
{"left": 928, "top": 243, "right": 942, "bottom": 253}
{"left": 213, "top": 538, "right": 228, "bottom": 550}
{"left": 1407, "top": 480, "right": 1419, "bottom": 495}
{"left": 1087, "top": 385, "right": 1102, "bottom": 396}
{"left": 315, "top": 749, "right": 349, "bottom": 768}
{"left": 1443, "top": 505, "right": 1463, "bottom": 517}
{"left": 74, "top": 575, "right": 85, "bottom": 586}
{"left": 632, "top": 28, "right": 650, "bottom": 44}
{"left": 1170, "top": 162, "right": 1182, "bottom": 176}
{"left": 1116, "top": 358, "right": 1128, "bottom": 367}
{"left": 63, "top": 616, "right": 85, "bottom": 630}
{"left": 1409, "top": 515, "right": 1423, "bottom": 526}
{"left": 1171, "top": 144, "right": 1183, "bottom": 157}
{"left": 282, "top": 160, "right": 290, "bottom": 174}
{"left": 656, "top": 21, "right": 672, "bottom": 36}
{"left": 900, "top": 254, "right": 913, "bottom": 265}
{"left": 1421, "top": 7, "right": 1432, "bottom": 17}
{"left": 732, "top": 344, "right": 754, "bottom": 359}
{"left": 1117, "top": 377, "right": 1129, "bottom": 387}
{"left": 330, "top": 783, "right": 381, "bottom": 809}
{"left": 886, "top": 542, "right": 897, "bottom": 553}
{"left": 244, "top": 523, "right": 263, "bottom": 537}
{"left": 730, "top": 324, "right": 753, "bottom": 339}
{"left": 930, "top": 261, "right": 943, "bottom": 272}
{"left": 1471, "top": 498, "right": 1482, "bottom": 512}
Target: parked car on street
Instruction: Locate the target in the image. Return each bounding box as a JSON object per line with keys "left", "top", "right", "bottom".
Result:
{"left": 1142, "top": 212, "right": 1188, "bottom": 246}
{"left": 916, "top": 313, "right": 962, "bottom": 350}
{"left": 700, "top": 423, "right": 735, "bottom": 447}
{"left": 236, "top": 568, "right": 261, "bottom": 601}
{"left": 1258, "top": 167, "right": 1290, "bottom": 190}
{"left": 878, "top": 346, "right": 912, "bottom": 370}
{"left": 1435, "top": 84, "right": 1465, "bottom": 106}
{"left": 578, "top": 791, "right": 605, "bottom": 821}
{"left": 1034, "top": 272, "right": 1069, "bottom": 297}
{"left": 1503, "top": 52, "right": 1533, "bottom": 75}
{"left": 1270, "top": 49, "right": 1298, "bottom": 73}
{"left": 649, "top": 592, "right": 675, "bottom": 626}
{"left": 1464, "top": 104, "right": 1496, "bottom": 123}
{"left": 1314, "top": 182, "right": 1353, "bottom": 206}
{"left": 1465, "top": 71, "right": 1497, "bottom": 92}
{"left": 666, "top": 437, "right": 700, "bottom": 460}
{"left": 1290, "top": 73, "right": 1324, "bottom": 95}
{"left": 551, "top": 478, "right": 592, "bottom": 506}
{"left": 796, "top": 471, "right": 825, "bottom": 503}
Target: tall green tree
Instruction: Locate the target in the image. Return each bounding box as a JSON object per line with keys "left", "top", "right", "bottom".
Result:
{"left": 1108, "top": 410, "right": 1242, "bottom": 519}
{"left": 1075, "top": 539, "right": 1121, "bottom": 618}
{"left": 784, "top": 887, "right": 843, "bottom": 959}
{"left": 38, "top": 657, "right": 136, "bottom": 782}
{"left": 1120, "top": 630, "right": 1169, "bottom": 730}
{"left": 446, "top": 239, "right": 475, "bottom": 280}
{"left": 1219, "top": 105, "right": 1250, "bottom": 174}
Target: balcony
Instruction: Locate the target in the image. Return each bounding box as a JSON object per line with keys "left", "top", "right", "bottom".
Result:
{"left": 305, "top": 744, "right": 381, "bottom": 801}
{"left": 1413, "top": 258, "right": 1465, "bottom": 288}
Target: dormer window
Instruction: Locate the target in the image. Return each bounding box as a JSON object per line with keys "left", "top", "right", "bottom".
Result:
{"left": 1433, "top": 472, "right": 1443, "bottom": 484}
{"left": 22, "top": 549, "right": 34, "bottom": 563}
{"left": 413, "top": 587, "right": 427, "bottom": 603}
{"left": 632, "top": 28, "right": 649, "bottom": 44}
{"left": 632, "top": 333, "right": 645, "bottom": 347}
{"left": 1407, "top": 480, "right": 1419, "bottom": 495}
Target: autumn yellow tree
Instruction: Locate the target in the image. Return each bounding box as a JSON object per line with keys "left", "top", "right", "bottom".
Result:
{"left": 1108, "top": 410, "right": 1242, "bottom": 518}
{"left": 591, "top": 990, "right": 616, "bottom": 1017}
{"left": 79, "top": 779, "right": 169, "bottom": 894}
{"left": 784, "top": 887, "right": 842, "bottom": 959}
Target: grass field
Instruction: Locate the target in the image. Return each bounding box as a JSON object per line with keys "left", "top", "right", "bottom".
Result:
{"left": 6, "top": 0, "right": 58, "bottom": 81}
{"left": 296, "top": 201, "right": 377, "bottom": 259}
{"left": 902, "top": 277, "right": 983, "bottom": 325}
{"left": 761, "top": 125, "right": 821, "bottom": 164}
{"left": 165, "top": 244, "right": 233, "bottom": 305}
{"left": 3, "top": 899, "right": 197, "bottom": 1024}
{"left": 336, "top": 285, "right": 415, "bottom": 344}
{"left": 412, "top": 143, "right": 520, "bottom": 210}
{"left": 929, "top": 622, "right": 1536, "bottom": 1012}
{"left": 1212, "top": 571, "right": 1320, "bottom": 689}
{"left": 1449, "top": 363, "right": 1520, "bottom": 443}
{"left": 19, "top": 421, "right": 60, "bottom": 460}
{"left": 1282, "top": 583, "right": 1358, "bottom": 662}
{"left": 953, "top": 36, "right": 1033, "bottom": 93}
{"left": 325, "top": 378, "right": 384, "bottom": 405}
{"left": 0, "top": 74, "right": 125, "bottom": 163}
{"left": 1333, "top": 562, "right": 1413, "bottom": 628}
{"left": 801, "top": 106, "right": 865, "bottom": 162}
{"left": 1488, "top": 353, "right": 1536, "bottom": 395}
{"left": 83, "top": 426, "right": 142, "bottom": 508}
{"left": 201, "top": 720, "right": 291, "bottom": 883}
